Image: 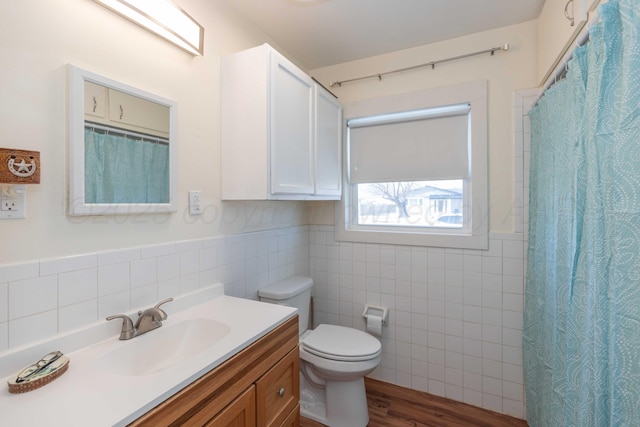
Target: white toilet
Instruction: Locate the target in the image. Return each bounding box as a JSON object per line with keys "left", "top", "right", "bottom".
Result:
{"left": 259, "top": 275, "right": 381, "bottom": 427}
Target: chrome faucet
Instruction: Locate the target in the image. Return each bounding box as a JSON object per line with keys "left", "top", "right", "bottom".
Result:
{"left": 106, "top": 298, "right": 173, "bottom": 340}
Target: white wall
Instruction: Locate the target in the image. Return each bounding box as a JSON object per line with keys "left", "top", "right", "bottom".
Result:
{"left": 0, "top": 0, "right": 307, "bottom": 265}
{"left": 310, "top": 20, "right": 538, "bottom": 233}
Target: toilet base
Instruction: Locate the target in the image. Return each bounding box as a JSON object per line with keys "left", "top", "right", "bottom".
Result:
{"left": 299, "top": 372, "right": 369, "bottom": 427}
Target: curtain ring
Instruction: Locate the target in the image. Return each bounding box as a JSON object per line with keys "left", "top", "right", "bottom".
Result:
{"left": 564, "top": 0, "right": 575, "bottom": 26}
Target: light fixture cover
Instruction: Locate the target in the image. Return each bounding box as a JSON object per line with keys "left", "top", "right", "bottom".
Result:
{"left": 94, "top": 0, "right": 204, "bottom": 55}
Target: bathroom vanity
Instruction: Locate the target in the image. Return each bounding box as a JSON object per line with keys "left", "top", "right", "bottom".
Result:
{"left": 0, "top": 285, "right": 299, "bottom": 427}
{"left": 130, "top": 315, "right": 299, "bottom": 426}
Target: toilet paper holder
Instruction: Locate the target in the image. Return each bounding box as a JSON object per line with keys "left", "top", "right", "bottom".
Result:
{"left": 362, "top": 305, "right": 389, "bottom": 326}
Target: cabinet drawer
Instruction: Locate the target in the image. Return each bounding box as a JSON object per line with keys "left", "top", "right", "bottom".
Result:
{"left": 256, "top": 348, "right": 300, "bottom": 427}
{"left": 205, "top": 386, "right": 256, "bottom": 427}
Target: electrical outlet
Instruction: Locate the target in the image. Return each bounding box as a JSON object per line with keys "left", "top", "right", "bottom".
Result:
{"left": 0, "top": 185, "right": 26, "bottom": 219}
{"left": 188, "top": 191, "right": 203, "bottom": 215}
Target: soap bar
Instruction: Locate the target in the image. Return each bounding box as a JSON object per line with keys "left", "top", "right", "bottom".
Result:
{"left": 7, "top": 356, "right": 70, "bottom": 394}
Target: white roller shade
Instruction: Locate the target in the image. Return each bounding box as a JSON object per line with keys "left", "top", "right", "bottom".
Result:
{"left": 348, "top": 104, "right": 470, "bottom": 184}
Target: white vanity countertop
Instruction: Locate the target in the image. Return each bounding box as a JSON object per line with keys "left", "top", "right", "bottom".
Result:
{"left": 0, "top": 289, "right": 296, "bottom": 427}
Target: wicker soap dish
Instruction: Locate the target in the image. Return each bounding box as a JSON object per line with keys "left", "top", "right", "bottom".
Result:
{"left": 7, "top": 351, "right": 70, "bottom": 394}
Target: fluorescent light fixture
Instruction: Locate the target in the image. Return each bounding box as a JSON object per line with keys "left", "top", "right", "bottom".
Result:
{"left": 94, "top": 0, "right": 204, "bottom": 55}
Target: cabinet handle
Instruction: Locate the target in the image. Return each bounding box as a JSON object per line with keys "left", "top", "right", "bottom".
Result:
{"left": 564, "top": 0, "right": 575, "bottom": 26}
{"left": 278, "top": 387, "right": 285, "bottom": 397}
{"left": 119, "top": 104, "right": 124, "bottom": 119}
{"left": 92, "top": 96, "right": 97, "bottom": 113}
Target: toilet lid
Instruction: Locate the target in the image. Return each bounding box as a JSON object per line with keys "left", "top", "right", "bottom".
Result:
{"left": 301, "top": 324, "right": 381, "bottom": 361}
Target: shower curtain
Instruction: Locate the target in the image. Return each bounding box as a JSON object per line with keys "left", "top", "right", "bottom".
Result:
{"left": 523, "top": 1, "right": 640, "bottom": 426}
{"left": 84, "top": 128, "right": 170, "bottom": 204}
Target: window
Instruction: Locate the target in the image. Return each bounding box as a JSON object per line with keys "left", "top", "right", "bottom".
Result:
{"left": 336, "top": 81, "right": 488, "bottom": 249}
{"left": 356, "top": 180, "right": 463, "bottom": 228}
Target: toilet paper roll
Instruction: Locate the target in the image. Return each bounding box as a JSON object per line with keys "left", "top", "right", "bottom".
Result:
{"left": 366, "top": 315, "right": 383, "bottom": 337}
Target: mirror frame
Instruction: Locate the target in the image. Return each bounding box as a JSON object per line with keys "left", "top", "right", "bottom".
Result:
{"left": 67, "top": 64, "right": 177, "bottom": 216}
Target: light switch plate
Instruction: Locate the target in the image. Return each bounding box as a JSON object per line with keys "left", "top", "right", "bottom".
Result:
{"left": 0, "top": 184, "right": 26, "bottom": 219}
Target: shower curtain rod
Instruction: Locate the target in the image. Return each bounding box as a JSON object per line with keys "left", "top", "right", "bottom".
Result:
{"left": 328, "top": 43, "right": 510, "bottom": 87}
{"left": 535, "top": 5, "right": 602, "bottom": 107}
{"left": 85, "top": 122, "right": 169, "bottom": 146}
{"left": 539, "top": 1, "right": 605, "bottom": 95}
{"left": 543, "top": 30, "right": 590, "bottom": 92}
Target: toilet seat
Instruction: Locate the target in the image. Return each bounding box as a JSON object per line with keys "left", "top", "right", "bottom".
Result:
{"left": 301, "top": 324, "right": 381, "bottom": 362}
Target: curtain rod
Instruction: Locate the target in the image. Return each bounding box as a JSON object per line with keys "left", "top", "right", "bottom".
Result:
{"left": 534, "top": 5, "right": 602, "bottom": 109}
{"left": 328, "top": 42, "right": 510, "bottom": 87}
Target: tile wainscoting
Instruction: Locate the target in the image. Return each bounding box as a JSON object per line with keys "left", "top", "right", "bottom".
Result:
{"left": 309, "top": 226, "right": 526, "bottom": 419}
{"left": 0, "top": 226, "right": 310, "bottom": 351}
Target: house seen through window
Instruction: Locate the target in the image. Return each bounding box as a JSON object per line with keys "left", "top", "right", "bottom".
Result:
{"left": 356, "top": 180, "right": 463, "bottom": 228}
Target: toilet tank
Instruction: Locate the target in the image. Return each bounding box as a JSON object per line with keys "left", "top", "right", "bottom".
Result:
{"left": 258, "top": 275, "right": 313, "bottom": 335}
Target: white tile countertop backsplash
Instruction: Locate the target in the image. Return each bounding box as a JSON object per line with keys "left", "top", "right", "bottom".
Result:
{"left": 0, "top": 284, "right": 296, "bottom": 427}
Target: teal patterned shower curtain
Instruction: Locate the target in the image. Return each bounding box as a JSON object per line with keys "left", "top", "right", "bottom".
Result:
{"left": 524, "top": 1, "right": 640, "bottom": 426}
{"left": 84, "top": 128, "right": 170, "bottom": 204}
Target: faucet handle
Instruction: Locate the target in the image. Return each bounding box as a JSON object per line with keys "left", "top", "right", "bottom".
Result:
{"left": 154, "top": 297, "right": 174, "bottom": 309}
{"left": 154, "top": 298, "right": 174, "bottom": 319}
{"left": 106, "top": 314, "right": 135, "bottom": 340}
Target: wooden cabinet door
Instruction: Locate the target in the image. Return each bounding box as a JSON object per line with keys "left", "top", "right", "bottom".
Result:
{"left": 255, "top": 348, "right": 300, "bottom": 427}
{"left": 205, "top": 386, "right": 256, "bottom": 427}
{"left": 270, "top": 51, "right": 315, "bottom": 196}
{"left": 279, "top": 404, "right": 300, "bottom": 427}
{"left": 314, "top": 85, "right": 342, "bottom": 198}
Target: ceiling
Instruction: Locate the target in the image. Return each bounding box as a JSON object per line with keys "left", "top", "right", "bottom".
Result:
{"left": 221, "top": 0, "right": 546, "bottom": 70}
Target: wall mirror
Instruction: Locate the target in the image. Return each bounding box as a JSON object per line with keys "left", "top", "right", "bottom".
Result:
{"left": 67, "top": 64, "right": 177, "bottom": 215}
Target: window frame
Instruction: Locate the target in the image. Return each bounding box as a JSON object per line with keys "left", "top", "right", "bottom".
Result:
{"left": 335, "top": 81, "right": 488, "bottom": 250}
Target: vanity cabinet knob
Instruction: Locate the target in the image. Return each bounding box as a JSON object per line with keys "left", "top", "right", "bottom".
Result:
{"left": 278, "top": 387, "right": 285, "bottom": 397}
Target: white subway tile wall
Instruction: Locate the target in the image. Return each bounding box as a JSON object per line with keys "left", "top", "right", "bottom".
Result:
{"left": 309, "top": 226, "right": 526, "bottom": 418}
{"left": 0, "top": 226, "right": 309, "bottom": 352}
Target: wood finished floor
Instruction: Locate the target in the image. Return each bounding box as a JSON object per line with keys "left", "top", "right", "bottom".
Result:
{"left": 300, "top": 378, "right": 529, "bottom": 427}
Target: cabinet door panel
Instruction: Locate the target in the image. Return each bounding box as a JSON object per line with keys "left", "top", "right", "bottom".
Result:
{"left": 315, "top": 86, "right": 342, "bottom": 197}
{"left": 84, "top": 81, "right": 108, "bottom": 119}
{"left": 256, "top": 348, "right": 300, "bottom": 427}
{"left": 205, "top": 386, "right": 256, "bottom": 427}
{"left": 270, "top": 54, "right": 315, "bottom": 195}
{"left": 279, "top": 404, "right": 300, "bottom": 427}
{"left": 108, "top": 88, "right": 170, "bottom": 136}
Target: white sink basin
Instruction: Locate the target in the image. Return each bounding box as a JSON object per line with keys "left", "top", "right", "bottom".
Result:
{"left": 96, "top": 318, "right": 231, "bottom": 376}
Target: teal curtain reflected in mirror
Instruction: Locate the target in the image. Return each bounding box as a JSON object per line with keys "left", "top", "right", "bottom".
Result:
{"left": 524, "top": 1, "right": 640, "bottom": 426}
{"left": 84, "top": 127, "right": 170, "bottom": 204}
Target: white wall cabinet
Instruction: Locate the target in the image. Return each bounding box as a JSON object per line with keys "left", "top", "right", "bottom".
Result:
{"left": 221, "top": 43, "right": 341, "bottom": 200}
{"left": 314, "top": 84, "right": 342, "bottom": 198}
{"left": 82, "top": 81, "right": 170, "bottom": 138}
{"left": 537, "top": 0, "right": 602, "bottom": 84}
{"left": 108, "top": 88, "right": 170, "bottom": 135}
